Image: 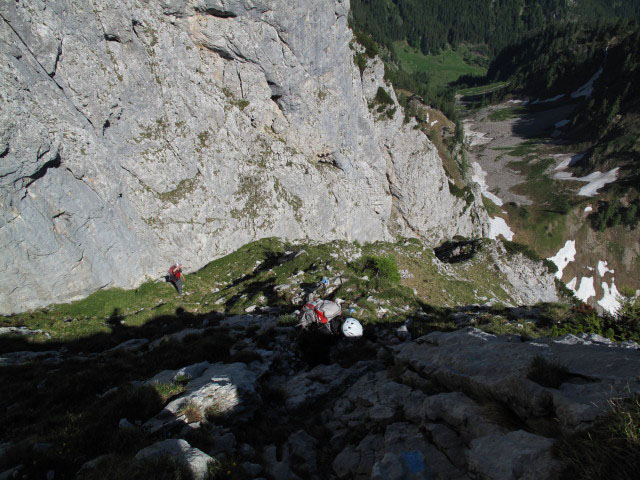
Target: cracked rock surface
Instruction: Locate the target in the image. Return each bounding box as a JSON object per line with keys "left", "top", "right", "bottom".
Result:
{"left": 0, "top": 0, "right": 487, "bottom": 314}
{"left": 19, "top": 315, "right": 632, "bottom": 479}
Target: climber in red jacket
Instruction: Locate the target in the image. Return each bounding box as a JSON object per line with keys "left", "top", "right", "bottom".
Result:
{"left": 168, "top": 263, "right": 184, "bottom": 294}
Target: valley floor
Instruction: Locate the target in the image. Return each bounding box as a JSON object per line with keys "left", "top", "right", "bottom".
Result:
{"left": 463, "top": 100, "right": 640, "bottom": 315}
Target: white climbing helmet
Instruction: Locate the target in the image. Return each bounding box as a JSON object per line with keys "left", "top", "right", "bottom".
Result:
{"left": 342, "top": 318, "right": 363, "bottom": 337}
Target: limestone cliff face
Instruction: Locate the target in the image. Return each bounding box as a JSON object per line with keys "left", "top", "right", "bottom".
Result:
{"left": 0, "top": 0, "right": 487, "bottom": 313}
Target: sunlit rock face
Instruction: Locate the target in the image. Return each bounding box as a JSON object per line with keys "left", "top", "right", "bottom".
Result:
{"left": 0, "top": 0, "right": 486, "bottom": 313}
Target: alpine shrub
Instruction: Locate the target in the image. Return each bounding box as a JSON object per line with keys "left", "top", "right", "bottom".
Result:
{"left": 374, "top": 87, "right": 394, "bottom": 106}
{"left": 361, "top": 255, "right": 401, "bottom": 283}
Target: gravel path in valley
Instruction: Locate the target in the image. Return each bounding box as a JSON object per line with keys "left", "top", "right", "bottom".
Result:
{"left": 463, "top": 102, "right": 576, "bottom": 207}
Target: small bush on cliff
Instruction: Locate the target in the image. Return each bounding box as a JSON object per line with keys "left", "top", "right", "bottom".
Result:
{"left": 359, "top": 255, "right": 401, "bottom": 284}
{"left": 374, "top": 87, "right": 394, "bottom": 106}
{"left": 616, "top": 291, "right": 640, "bottom": 337}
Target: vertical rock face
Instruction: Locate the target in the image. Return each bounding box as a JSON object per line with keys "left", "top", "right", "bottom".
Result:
{"left": 0, "top": 0, "right": 487, "bottom": 313}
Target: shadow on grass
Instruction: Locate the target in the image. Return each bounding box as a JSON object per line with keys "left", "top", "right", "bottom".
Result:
{"left": 0, "top": 306, "right": 250, "bottom": 479}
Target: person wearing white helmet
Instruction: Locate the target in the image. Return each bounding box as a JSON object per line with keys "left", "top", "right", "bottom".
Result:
{"left": 298, "top": 298, "right": 363, "bottom": 338}
{"left": 297, "top": 310, "right": 363, "bottom": 366}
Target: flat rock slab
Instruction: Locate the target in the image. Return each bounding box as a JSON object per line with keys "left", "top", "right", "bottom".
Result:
{"left": 145, "top": 361, "right": 212, "bottom": 386}
{"left": 395, "top": 328, "right": 640, "bottom": 433}
{"left": 334, "top": 423, "right": 466, "bottom": 479}
{"left": 221, "top": 315, "right": 278, "bottom": 333}
{"left": 135, "top": 439, "right": 214, "bottom": 480}
{"left": 467, "top": 430, "right": 562, "bottom": 480}
{"left": 144, "top": 362, "right": 261, "bottom": 432}
{"left": 0, "top": 350, "right": 61, "bottom": 366}
{"left": 105, "top": 338, "right": 149, "bottom": 353}
{"left": 148, "top": 328, "right": 206, "bottom": 350}
{"left": 0, "top": 326, "right": 42, "bottom": 336}
{"left": 276, "top": 362, "right": 370, "bottom": 411}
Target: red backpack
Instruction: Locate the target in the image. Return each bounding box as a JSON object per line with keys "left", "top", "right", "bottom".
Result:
{"left": 299, "top": 300, "right": 342, "bottom": 326}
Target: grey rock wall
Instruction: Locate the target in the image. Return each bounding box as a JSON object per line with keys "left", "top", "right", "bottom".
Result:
{"left": 0, "top": 0, "right": 487, "bottom": 313}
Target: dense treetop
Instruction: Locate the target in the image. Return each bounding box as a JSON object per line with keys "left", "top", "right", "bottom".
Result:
{"left": 350, "top": 0, "right": 640, "bottom": 57}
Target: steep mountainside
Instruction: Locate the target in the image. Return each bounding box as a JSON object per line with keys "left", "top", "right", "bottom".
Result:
{"left": 0, "top": 0, "right": 488, "bottom": 314}
{"left": 0, "top": 238, "right": 637, "bottom": 479}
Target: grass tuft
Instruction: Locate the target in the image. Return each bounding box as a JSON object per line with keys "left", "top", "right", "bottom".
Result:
{"left": 152, "top": 381, "right": 187, "bottom": 402}
{"left": 526, "top": 355, "right": 572, "bottom": 389}
{"left": 556, "top": 395, "right": 640, "bottom": 480}
{"left": 178, "top": 402, "right": 203, "bottom": 424}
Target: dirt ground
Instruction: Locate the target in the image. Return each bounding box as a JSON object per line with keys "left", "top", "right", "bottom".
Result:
{"left": 463, "top": 101, "right": 576, "bottom": 206}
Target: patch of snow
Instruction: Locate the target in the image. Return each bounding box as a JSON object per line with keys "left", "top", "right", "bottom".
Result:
{"left": 598, "top": 279, "right": 621, "bottom": 314}
{"left": 532, "top": 94, "right": 564, "bottom": 104}
{"left": 488, "top": 216, "right": 514, "bottom": 241}
{"left": 597, "top": 260, "right": 614, "bottom": 278}
{"left": 574, "top": 277, "right": 596, "bottom": 302}
{"left": 577, "top": 168, "right": 619, "bottom": 196}
{"left": 463, "top": 120, "right": 493, "bottom": 146}
{"left": 553, "top": 171, "right": 574, "bottom": 180}
{"left": 471, "top": 162, "right": 503, "bottom": 206}
{"left": 567, "top": 277, "right": 577, "bottom": 290}
{"left": 555, "top": 119, "right": 570, "bottom": 128}
{"left": 508, "top": 99, "right": 524, "bottom": 104}
{"left": 430, "top": 120, "right": 438, "bottom": 127}
{"left": 553, "top": 153, "right": 584, "bottom": 171}
{"left": 571, "top": 67, "right": 603, "bottom": 98}
{"left": 547, "top": 240, "right": 576, "bottom": 279}
{"left": 584, "top": 206, "right": 593, "bottom": 213}
{"left": 553, "top": 167, "right": 619, "bottom": 197}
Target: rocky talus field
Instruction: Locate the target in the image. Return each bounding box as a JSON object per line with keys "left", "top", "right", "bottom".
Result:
{"left": 1, "top": 238, "right": 639, "bottom": 479}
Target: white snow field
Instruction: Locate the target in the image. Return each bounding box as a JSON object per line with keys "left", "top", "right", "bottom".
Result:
{"left": 564, "top": 260, "right": 622, "bottom": 314}
{"left": 598, "top": 280, "right": 622, "bottom": 314}
{"left": 553, "top": 153, "right": 584, "bottom": 171}
{"left": 553, "top": 167, "right": 619, "bottom": 196}
{"left": 576, "top": 169, "right": 619, "bottom": 196}
{"left": 548, "top": 240, "right": 576, "bottom": 279}
{"left": 472, "top": 162, "right": 504, "bottom": 206}
{"left": 574, "top": 277, "right": 596, "bottom": 302}
{"left": 488, "top": 216, "right": 514, "bottom": 241}
{"left": 597, "top": 260, "right": 614, "bottom": 278}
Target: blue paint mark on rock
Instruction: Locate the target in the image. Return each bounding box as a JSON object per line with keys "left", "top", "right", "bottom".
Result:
{"left": 401, "top": 451, "right": 425, "bottom": 474}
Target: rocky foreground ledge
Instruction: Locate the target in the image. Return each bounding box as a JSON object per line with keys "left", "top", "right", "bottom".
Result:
{"left": 2, "top": 315, "right": 638, "bottom": 479}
